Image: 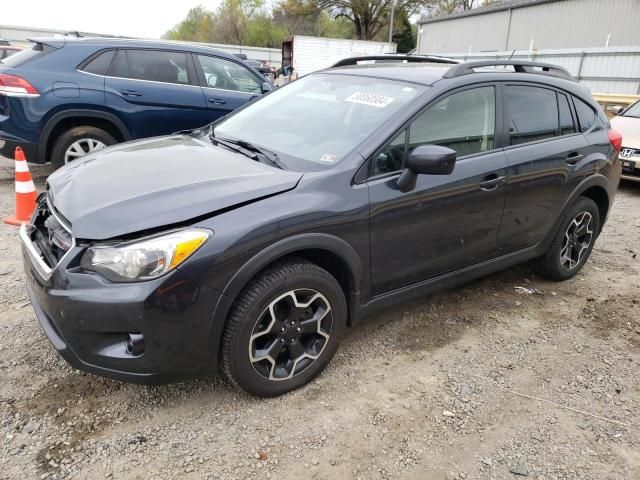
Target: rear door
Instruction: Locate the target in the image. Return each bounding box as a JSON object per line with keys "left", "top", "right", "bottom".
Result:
{"left": 497, "top": 84, "right": 587, "bottom": 254}
{"left": 105, "top": 49, "right": 209, "bottom": 138}
{"left": 193, "top": 54, "right": 264, "bottom": 120}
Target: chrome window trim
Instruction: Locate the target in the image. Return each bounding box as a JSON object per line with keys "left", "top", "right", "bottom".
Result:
{"left": 201, "top": 85, "right": 257, "bottom": 96}
{"left": 77, "top": 69, "right": 202, "bottom": 88}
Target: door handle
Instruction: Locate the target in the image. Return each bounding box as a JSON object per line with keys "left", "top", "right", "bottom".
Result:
{"left": 208, "top": 97, "right": 226, "bottom": 105}
{"left": 479, "top": 174, "right": 506, "bottom": 191}
{"left": 121, "top": 90, "right": 143, "bottom": 97}
{"left": 566, "top": 152, "right": 584, "bottom": 165}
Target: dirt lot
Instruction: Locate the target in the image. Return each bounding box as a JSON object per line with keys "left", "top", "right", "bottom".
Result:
{"left": 0, "top": 155, "right": 639, "bottom": 480}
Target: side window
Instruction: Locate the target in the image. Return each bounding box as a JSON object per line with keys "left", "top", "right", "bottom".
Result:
{"left": 372, "top": 130, "right": 407, "bottom": 175}
{"left": 558, "top": 93, "right": 577, "bottom": 135}
{"left": 409, "top": 86, "right": 496, "bottom": 157}
{"left": 81, "top": 50, "right": 115, "bottom": 76}
{"left": 574, "top": 97, "right": 596, "bottom": 132}
{"left": 506, "top": 85, "right": 558, "bottom": 145}
{"left": 196, "top": 55, "right": 261, "bottom": 94}
{"left": 108, "top": 49, "right": 190, "bottom": 85}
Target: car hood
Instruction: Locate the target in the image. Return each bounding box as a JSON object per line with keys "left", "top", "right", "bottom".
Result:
{"left": 610, "top": 115, "right": 640, "bottom": 148}
{"left": 46, "top": 135, "right": 302, "bottom": 240}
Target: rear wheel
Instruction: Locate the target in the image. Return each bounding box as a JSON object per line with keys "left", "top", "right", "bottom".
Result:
{"left": 221, "top": 258, "right": 347, "bottom": 397}
{"left": 51, "top": 126, "right": 116, "bottom": 167}
{"left": 533, "top": 197, "right": 600, "bottom": 280}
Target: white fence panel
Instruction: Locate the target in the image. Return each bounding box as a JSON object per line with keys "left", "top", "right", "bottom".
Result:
{"left": 438, "top": 47, "right": 640, "bottom": 95}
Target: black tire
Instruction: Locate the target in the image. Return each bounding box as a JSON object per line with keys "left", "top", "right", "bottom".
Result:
{"left": 50, "top": 126, "right": 116, "bottom": 167}
{"left": 533, "top": 197, "right": 600, "bottom": 281}
{"left": 221, "top": 258, "right": 347, "bottom": 397}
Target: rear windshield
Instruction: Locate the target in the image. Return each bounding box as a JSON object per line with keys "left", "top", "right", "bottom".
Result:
{"left": 623, "top": 100, "right": 640, "bottom": 118}
{"left": 0, "top": 43, "right": 50, "bottom": 66}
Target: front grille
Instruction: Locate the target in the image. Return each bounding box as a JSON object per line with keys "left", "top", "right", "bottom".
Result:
{"left": 30, "top": 197, "right": 73, "bottom": 269}
{"left": 620, "top": 147, "right": 639, "bottom": 159}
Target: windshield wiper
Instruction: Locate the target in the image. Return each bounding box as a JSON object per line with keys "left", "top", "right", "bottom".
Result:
{"left": 210, "top": 129, "right": 283, "bottom": 169}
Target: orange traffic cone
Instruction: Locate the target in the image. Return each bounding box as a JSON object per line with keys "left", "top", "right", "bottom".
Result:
{"left": 3, "top": 147, "right": 37, "bottom": 226}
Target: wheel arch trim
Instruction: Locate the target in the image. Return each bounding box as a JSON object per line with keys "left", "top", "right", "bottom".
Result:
{"left": 540, "top": 174, "right": 610, "bottom": 252}
{"left": 222, "top": 233, "right": 363, "bottom": 301}
{"left": 38, "top": 109, "right": 131, "bottom": 163}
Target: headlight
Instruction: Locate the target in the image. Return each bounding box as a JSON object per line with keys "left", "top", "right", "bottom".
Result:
{"left": 81, "top": 228, "right": 211, "bottom": 282}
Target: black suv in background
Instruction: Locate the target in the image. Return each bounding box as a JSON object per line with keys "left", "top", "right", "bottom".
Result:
{"left": 21, "top": 59, "right": 622, "bottom": 396}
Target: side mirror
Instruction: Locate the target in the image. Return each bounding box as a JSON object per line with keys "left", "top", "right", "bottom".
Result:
{"left": 397, "top": 145, "right": 456, "bottom": 193}
{"left": 610, "top": 105, "right": 625, "bottom": 116}
{"left": 261, "top": 81, "right": 273, "bottom": 93}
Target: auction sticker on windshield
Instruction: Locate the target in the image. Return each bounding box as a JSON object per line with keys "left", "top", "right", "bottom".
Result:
{"left": 345, "top": 92, "right": 395, "bottom": 108}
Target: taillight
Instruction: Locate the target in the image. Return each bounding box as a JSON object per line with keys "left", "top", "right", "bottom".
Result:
{"left": 0, "top": 74, "right": 39, "bottom": 96}
{"left": 608, "top": 129, "right": 623, "bottom": 153}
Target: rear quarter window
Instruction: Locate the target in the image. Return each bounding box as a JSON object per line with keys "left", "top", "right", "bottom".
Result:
{"left": 574, "top": 97, "right": 597, "bottom": 132}
{"left": 558, "top": 93, "right": 577, "bottom": 135}
{"left": 79, "top": 50, "right": 116, "bottom": 76}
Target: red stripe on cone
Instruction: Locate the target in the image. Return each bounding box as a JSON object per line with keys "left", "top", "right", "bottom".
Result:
{"left": 4, "top": 147, "right": 37, "bottom": 226}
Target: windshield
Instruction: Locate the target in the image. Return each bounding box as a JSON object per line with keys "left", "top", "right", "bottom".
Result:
{"left": 214, "top": 73, "right": 425, "bottom": 168}
{"left": 623, "top": 100, "right": 640, "bottom": 118}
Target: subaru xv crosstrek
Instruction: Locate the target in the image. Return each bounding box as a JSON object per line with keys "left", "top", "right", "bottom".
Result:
{"left": 0, "top": 37, "right": 271, "bottom": 166}
{"left": 21, "top": 59, "right": 622, "bottom": 397}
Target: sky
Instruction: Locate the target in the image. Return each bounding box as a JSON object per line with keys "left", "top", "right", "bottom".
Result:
{"left": 1, "top": 0, "right": 222, "bottom": 39}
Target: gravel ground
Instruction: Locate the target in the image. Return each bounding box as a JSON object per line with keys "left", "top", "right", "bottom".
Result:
{"left": 0, "top": 155, "right": 639, "bottom": 480}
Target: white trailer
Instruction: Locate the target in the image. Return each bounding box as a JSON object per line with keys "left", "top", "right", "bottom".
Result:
{"left": 281, "top": 35, "right": 397, "bottom": 77}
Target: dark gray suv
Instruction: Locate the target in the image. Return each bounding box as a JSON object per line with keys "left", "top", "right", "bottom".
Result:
{"left": 21, "top": 60, "right": 623, "bottom": 396}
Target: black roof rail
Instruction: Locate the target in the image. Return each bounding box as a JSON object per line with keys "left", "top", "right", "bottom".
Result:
{"left": 443, "top": 60, "right": 574, "bottom": 80}
{"left": 332, "top": 54, "right": 459, "bottom": 68}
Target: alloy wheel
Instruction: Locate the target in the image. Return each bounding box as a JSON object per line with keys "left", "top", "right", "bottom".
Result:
{"left": 64, "top": 138, "right": 106, "bottom": 164}
{"left": 560, "top": 211, "right": 594, "bottom": 270}
{"left": 248, "top": 289, "right": 333, "bottom": 381}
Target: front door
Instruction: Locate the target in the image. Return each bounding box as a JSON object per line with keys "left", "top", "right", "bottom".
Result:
{"left": 193, "top": 54, "right": 264, "bottom": 122}
{"left": 368, "top": 85, "right": 508, "bottom": 296}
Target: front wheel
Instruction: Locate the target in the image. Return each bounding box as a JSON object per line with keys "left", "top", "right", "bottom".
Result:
{"left": 221, "top": 259, "right": 347, "bottom": 397}
{"left": 533, "top": 197, "right": 600, "bottom": 281}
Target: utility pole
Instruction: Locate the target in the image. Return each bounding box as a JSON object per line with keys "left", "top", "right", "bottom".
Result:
{"left": 388, "top": 0, "right": 396, "bottom": 43}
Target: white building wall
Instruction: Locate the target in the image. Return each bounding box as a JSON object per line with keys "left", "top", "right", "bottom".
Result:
{"left": 439, "top": 47, "right": 640, "bottom": 95}
{"left": 418, "top": 0, "right": 640, "bottom": 54}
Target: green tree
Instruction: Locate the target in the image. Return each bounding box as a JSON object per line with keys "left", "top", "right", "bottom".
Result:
{"left": 318, "top": 11, "right": 354, "bottom": 38}
{"left": 214, "top": 0, "right": 262, "bottom": 45}
{"left": 313, "top": 0, "right": 434, "bottom": 40}
{"left": 165, "top": 0, "right": 362, "bottom": 47}
{"left": 245, "top": 13, "right": 288, "bottom": 47}
{"left": 273, "top": 0, "right": 322, "bottom": 36}
{"left": 164, "top": 6, "right": 215, "bottom": 43}
{"left": 392, "top": 15, "right": 415, "bottom": 53}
